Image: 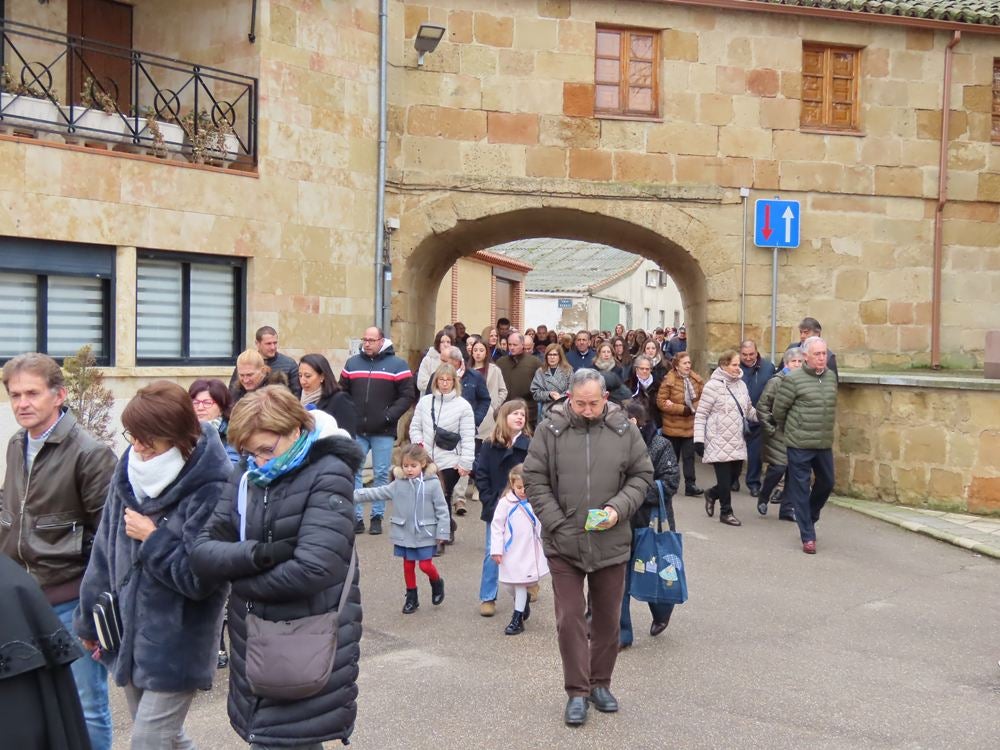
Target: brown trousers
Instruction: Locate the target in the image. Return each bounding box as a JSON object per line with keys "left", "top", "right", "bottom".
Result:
{"left": 548, "top": 555, "right": 627, "bottom": 697}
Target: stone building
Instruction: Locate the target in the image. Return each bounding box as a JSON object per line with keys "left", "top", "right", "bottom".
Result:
{"left": 433, "top": 249, "right": 532, "bottom": 335}
{"left": 1, "top": 0, "right": 999, "bottom": 510}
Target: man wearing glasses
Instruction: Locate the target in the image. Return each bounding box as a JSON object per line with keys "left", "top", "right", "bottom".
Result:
{"left": 1, "top": 353, "right": 117, "bottom": 750}
{"left": 339, "top": 326, "right": 417, "bottom": 535}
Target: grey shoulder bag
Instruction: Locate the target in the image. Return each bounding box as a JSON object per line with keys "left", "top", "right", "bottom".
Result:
{"left": 244, "top": 546, "right": 357, "bottom": 701}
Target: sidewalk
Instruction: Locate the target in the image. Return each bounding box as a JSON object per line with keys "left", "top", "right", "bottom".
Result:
{"left": 831, "top": 496, "right": 1000, "bottom": 560}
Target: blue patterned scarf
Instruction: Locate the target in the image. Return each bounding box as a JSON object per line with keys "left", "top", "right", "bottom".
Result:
{"left": 247, "top": 429, "right": 318, "bottom": 488}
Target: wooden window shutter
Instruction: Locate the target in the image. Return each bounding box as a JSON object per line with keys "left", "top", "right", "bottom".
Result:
{"left": 801, "top": 44, "right": 860, "bottom": 132}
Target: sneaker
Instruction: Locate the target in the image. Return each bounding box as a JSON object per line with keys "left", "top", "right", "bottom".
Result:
{"left": 802, "top": 540, "right": 817, "bottom": 554}
{"left": 354, "top": 518, "right": 365, "bottom": 535}
{"left": 368, "top": 516, "right": 383, "bottom": 535}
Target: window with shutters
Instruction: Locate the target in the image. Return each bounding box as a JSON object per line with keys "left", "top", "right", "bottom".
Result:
{"left": 594, "top": 27, "right": 659, "bottom": 119}
{"left": 136, "top": 252, "right": 245, "bottom": 365}
{"left": 801, "top": 44, "right": 861, "bottom": 132}
{"left": 0, "top": 238, "right": 113, "bottom": 364}
{"left": 992, "top": 58, "right": 1000, "bottom": 144}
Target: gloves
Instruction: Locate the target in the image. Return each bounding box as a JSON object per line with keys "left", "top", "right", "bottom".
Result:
{"left": 682, "top": 405, "right": 693, "bottom": 416}
{"left": 252, "top": 539, "right": 297, "bottom": 570}
{"left": 694, "top": 442, "right": 705, "bottom": 457}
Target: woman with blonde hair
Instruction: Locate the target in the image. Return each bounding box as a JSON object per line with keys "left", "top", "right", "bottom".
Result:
{"left": 473, "top": 399, "right": 533, "bottom": 617}
{"left": 530, "top": 343, "right": 572, "bottom": 419}
{"left": 191, "top": 385, "right": 363, "bottom": 749}
{"left": 231, "top": 349, "right": 287, "bottom": 405}
{"left": 410, "top": 364, "right": 476, "bottom": 546}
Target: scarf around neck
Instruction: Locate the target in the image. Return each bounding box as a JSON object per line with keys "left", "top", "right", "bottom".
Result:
{"left": 128, "top": 447, "right": 186, "bottom": 501}
{"left": 301, "top": 388, "right": 322, "bottom": 407}
{"left": 247, "top": 429, "right": 319, "bottom": 488}
{"left": 682, "top": 375, "right": 695, "bottom": 410}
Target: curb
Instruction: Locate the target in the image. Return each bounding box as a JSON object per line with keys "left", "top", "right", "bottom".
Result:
{"left": 831, "top": 498, "right": 1000, "bottom": 561}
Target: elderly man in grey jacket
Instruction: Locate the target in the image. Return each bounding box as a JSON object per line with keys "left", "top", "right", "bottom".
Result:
{"left": 523, "top": 369, "right": 653, "bottom": 728}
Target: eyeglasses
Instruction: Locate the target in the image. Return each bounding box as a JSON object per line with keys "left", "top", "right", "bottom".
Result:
{"left": 243, "top": 434, "right": 282, "bottom": 462}
{"left": 191, "top": 399, "right": 216, "bottom": 408}
{"left": 121, "top": 429, "right": 133, "bottom": 444}
{"left": 362, "top": 337, "right": 382, "bottom": 343}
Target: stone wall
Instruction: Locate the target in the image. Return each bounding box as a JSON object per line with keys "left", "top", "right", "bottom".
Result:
{"left": 835, "top": 376, "right": 1000, "bottom": 515}
{"left": 386, "top": 0, "right": 1000, "bottom": 369}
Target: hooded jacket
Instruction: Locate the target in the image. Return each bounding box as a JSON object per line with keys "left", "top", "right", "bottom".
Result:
{"left": 522, "top": 402, "right": 652, "bottom": 573}
{"left": 694, "top": 367, "right": 758, "bottom": 464}
{"left": 1, "top": 408, "right": 116, "bottom": 603}
{"left": 772, "top": 364, "right": 838, "bottom": 450}
{"left": 74, "top": 424, "right": 231, "bottom": 693}
{"left": 339, "top": 339, "right": 417, "bottom": 437}
{"left": 354, "top": 464, "right": 450, "bottom": 547}
{"left": 190, "top": 432, "right": 364, "bottom": 748}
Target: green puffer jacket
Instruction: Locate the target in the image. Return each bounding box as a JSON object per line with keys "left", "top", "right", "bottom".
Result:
{"left": 523, "top": 403, "right": 652, "bottom": 573}
{"left": 756, "top": 372, "right": 788, "bottom": 466}
{"left": 771, "top": 365, "right": 838, "bottom": 450}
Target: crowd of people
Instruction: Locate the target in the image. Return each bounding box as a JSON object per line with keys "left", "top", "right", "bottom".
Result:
{"left": 0, "top": 314, "right": 839, "bottom": 746}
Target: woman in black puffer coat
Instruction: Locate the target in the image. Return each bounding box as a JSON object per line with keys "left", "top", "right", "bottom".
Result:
{"left": 191, "top": 386, "right": 363, "bottom": 750}
{"left": 620, "top": 401, "right": 680, "bottom": 650}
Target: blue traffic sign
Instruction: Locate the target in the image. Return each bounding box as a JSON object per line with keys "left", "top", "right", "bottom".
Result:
{"left": 754, "top": 199, "right": 801, "bottom": 249}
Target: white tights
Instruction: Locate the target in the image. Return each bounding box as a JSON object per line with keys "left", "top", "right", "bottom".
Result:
{"left": 504, "top": 584, "right": 528, "bottom": 612}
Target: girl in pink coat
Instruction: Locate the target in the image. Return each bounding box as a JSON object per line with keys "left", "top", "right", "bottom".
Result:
{"left": 490, "top": 465, "right": 549, "bottom": 635}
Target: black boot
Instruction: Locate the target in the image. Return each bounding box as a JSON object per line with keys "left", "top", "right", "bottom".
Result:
{"left": 402, "top": 588, "right": 419, "bottom": 614}
{"left": 430, "top": 577, "right": 445, "bottom": 605}
{"left": 504, "top": 610, "right": 525, "bottom": 635}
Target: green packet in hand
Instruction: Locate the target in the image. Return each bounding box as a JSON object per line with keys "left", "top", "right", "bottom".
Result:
{"left": 585, "top": 508, "right": 610, "bottom": 531}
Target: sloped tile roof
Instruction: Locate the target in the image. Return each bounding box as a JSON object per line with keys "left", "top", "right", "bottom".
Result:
{"left": 743, "top": 0, "right": 1000, "bottom": 26}
{"left": 490, "top": 238, "right": 644, "bottom": 294}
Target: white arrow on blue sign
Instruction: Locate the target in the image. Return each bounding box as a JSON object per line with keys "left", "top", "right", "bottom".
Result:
{"left": 754, "top": 199, "right": 801, "bottom": 249}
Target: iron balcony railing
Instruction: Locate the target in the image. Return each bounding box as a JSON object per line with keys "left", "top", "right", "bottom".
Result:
{"left": 0, "top": 18, "right": 258, "bottom": 166}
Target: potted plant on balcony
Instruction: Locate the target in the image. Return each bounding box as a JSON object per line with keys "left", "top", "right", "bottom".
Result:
{"left": 0, "top": 65, "right": 62, "bottom": 136}
{"left": 180, "top": 109, "right": 238, "bottom": 166}
{"left": 63, "top": 76, "right": 126, "bottom": 146}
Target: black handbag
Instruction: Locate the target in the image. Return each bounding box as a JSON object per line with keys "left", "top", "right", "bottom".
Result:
{"left": 431, "top": 396, "right": 461, "bottom": 451}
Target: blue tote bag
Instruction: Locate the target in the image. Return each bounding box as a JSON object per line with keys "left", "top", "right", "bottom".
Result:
{"left": 629, "top": 480, "right": 688, "bottom": 605}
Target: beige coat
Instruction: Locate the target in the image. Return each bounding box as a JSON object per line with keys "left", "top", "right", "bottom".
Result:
{"left": 693, "top": 367, "right": 758, "bottom": 464}
{"left": 475, "top": 363, "right": 508, "bottom": 440}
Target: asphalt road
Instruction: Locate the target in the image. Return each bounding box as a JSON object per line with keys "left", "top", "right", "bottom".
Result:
{"left": 109, "top": 478, "right": 1000, "bottom": 749}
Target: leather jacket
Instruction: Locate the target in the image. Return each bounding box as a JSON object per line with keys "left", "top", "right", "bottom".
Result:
{"left": 0, "top": 410, "right": 116, "bottom": 603}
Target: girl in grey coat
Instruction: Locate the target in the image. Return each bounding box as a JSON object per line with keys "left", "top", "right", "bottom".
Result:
{"left": 355, "top": 444, "right": 450, "bottom": 614}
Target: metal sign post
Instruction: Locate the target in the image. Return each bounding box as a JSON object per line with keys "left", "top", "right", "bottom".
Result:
{"left": 753, "top": 198, "right": 801, "bottom": 364}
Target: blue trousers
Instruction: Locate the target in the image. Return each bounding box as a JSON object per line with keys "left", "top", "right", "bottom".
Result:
{"left": 745, "top": 424, "right": 763, "bottom": 492}
{"left": 785, "top": 447, "right": 835, "bottom": 543}
{"left": 53, "top": 599, "right": 112, "bottom": 750}
{"left": 620, "top": 569, "right": 674, "bottom": 647}
{"left": 354, "top": 433, "right": 394, "bottom": 520}
{"left": 479, "top": 522, "right": 499, "bottom": 602}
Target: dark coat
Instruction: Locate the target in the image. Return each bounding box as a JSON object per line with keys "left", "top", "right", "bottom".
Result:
{"left": 665, "top": 337, "right": 687, "bottom": 357}
{"left": 190, "top": 435, "right": 364, "bottom": 748}
{"left": 626, "top": 371, "right": 665, "bottom": 443}
{"left": 497, "top": 354, "right": 541, "bottom": 420}
{"left": 229, "top": 352, "right": 302, "bottom": 398}
{"left": 566, "top": 348, "right": 596, "bottom": 371}
{"left": 630, "top": 432, "right": 680, "bottom": 531}
{"left": 740, "top": 356, "right": 777, "bottom": 405}
{"left": 339, "top": 341, "right": 417, "bottom": 437}
{"left": 0, "top": 556, "right": 90, "bottom": 750}
{"left": 315, "top": 391, "right": 360, "bottom": 439}
{"left": 75, "top": 425, "right": 231, "bottom": 693}
{"left": 594, "top": 364, "right": 631, "bottom": 404}
{"left": 473, "top": 433, "right": 531, "bottom": 523}
{"left": 423, "top": 368, "right": 492, "bottom": 428}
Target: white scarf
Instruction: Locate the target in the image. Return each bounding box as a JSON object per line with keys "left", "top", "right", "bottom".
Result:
{"left": 127, "top": 447, "right": 186, "bottom": 502}
{"left": 637, "top": 373, "right": 653, "bottom": 390}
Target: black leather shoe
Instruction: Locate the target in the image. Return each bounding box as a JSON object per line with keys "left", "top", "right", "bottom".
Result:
{"left": 704, "top": 488, "right": 715, "bottom": 518}
{"left": 778, "top": 513, "right": 796, "bottom": 522}
{"left": 368, "top": 516, "right": 382, "bottom": 535}
{"left": 564, "top": 696, "right": 589, "bottom": 726}
{"left": 719, "top": 513, "right": 742, "bottom": 527}
{"left": 402, "top": 588, "right": 419, "bottom": 614}
{"left": 749, "top": 487, "right": 760, "bottom": 497}
{"left": 649, "top": 620, "right": 669, "bottom": 637}
{"left": 589, "top": 686, "right": 619, "bottom": 713}
{"left": 731, "top": 480, "right": 740, "bottom": 492}
{"left": 354, "top": 518, "right": 365, "bottom": 534}
{"left": 684, "top": 485, "right": 704, "bottom": 497}
{"left": 757, "top": 500, "right": 768, "bottom": 516}
{"left": 430, "top": 577, "right": 445, "bottom": 605}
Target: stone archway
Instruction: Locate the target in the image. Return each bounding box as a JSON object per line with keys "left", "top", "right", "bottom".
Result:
{"left": 393, "top": 191, "right": 745, "bottom": 372}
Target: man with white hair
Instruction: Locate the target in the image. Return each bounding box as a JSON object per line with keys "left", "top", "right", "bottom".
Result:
{"left": 772, "top": 337, "right": 838, "bottom": 554}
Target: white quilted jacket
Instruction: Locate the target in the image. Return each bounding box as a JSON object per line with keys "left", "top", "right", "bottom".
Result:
{"left": 694, "top": 367, "right": 758, "bottom": 464}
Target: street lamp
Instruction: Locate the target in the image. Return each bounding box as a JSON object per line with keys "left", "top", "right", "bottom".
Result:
{"left": 414, "top": 23, "right": 445, "bottom": 66}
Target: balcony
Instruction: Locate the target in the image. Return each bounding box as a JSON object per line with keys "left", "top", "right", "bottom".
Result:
{"left": 0, "top": 18, "right": 258, "bottom": 168}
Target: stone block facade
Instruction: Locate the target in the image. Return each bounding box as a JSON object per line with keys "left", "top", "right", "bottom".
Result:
{"left": 836, "top": 378, "right": 1000, "bottom": 515}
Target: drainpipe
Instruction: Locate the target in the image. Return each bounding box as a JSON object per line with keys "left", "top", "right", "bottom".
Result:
{"left": 931, "top": 30, "right": 961, "bottom": 370}
{"left": 374, "top": 0, "right": 389, "bottom": 333}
